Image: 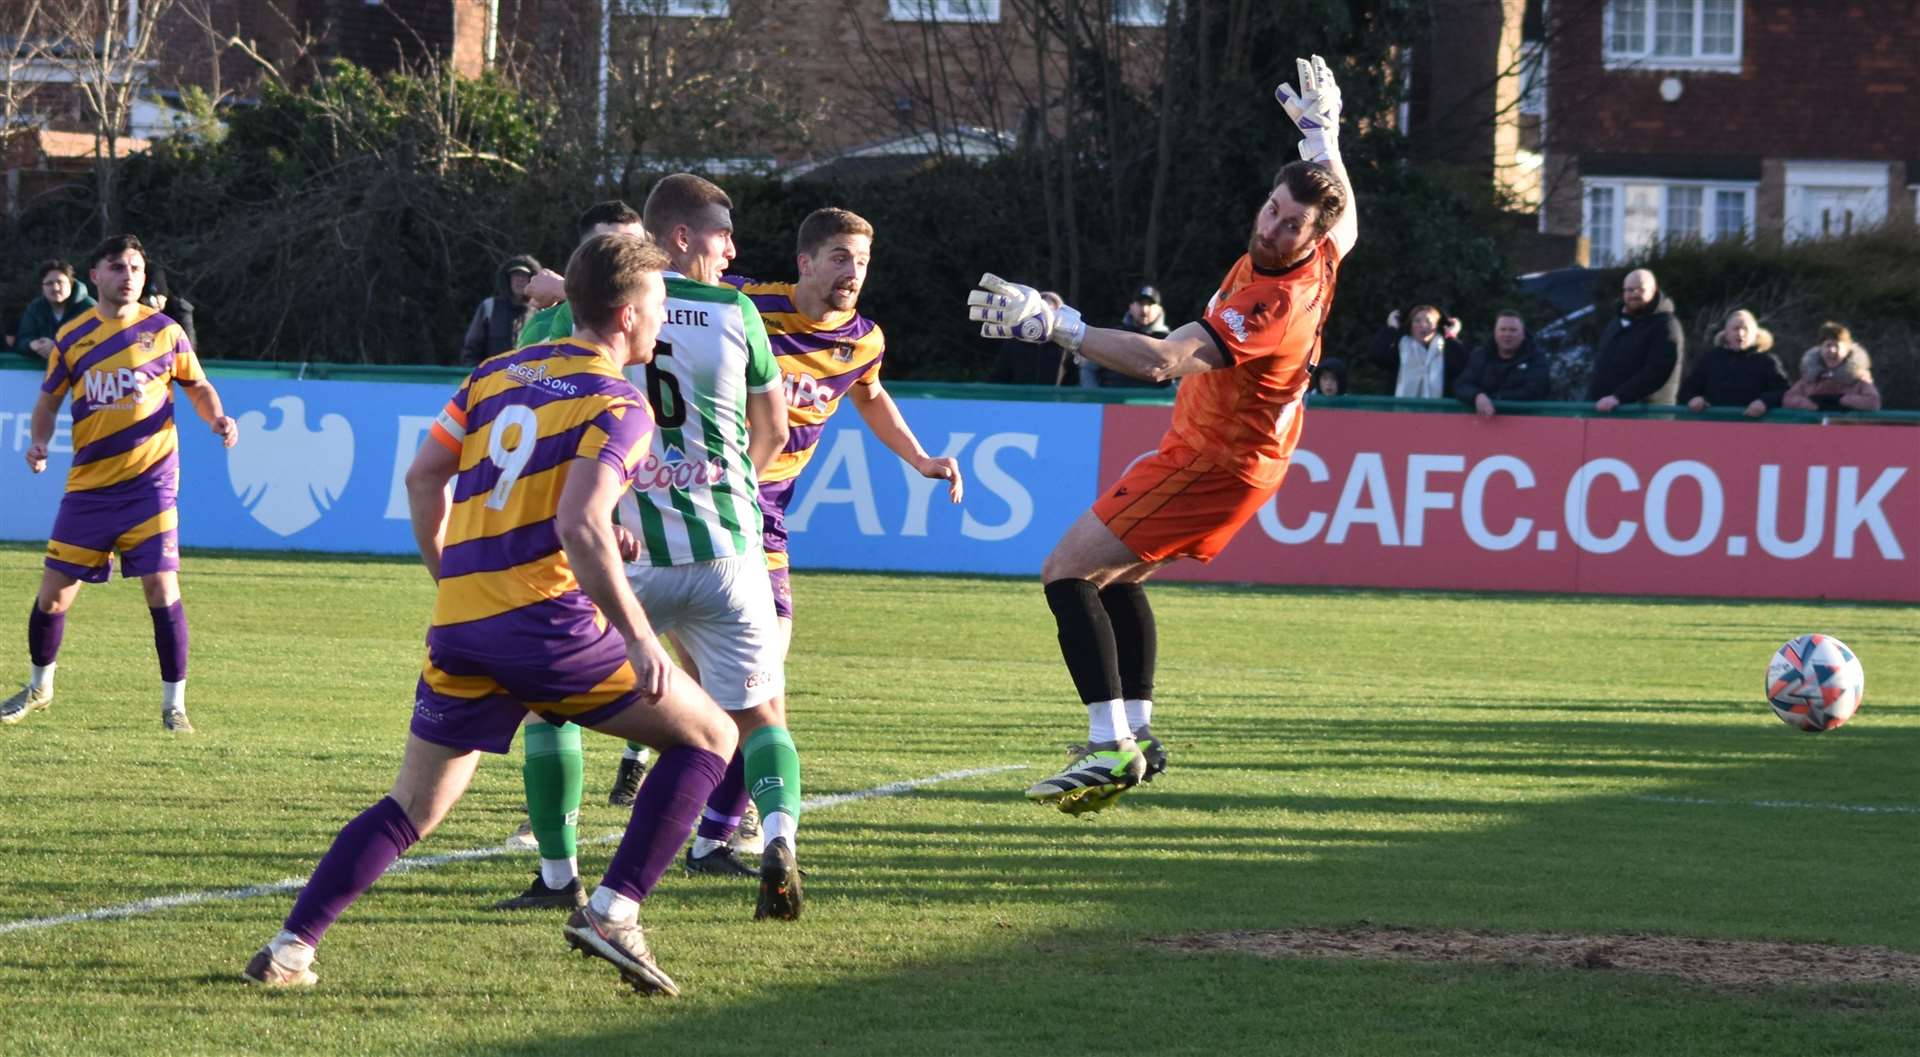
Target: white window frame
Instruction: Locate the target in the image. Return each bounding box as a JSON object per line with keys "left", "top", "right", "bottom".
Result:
{"left": 888, "top": 0, "right": 1001, "bottom": 23}
{"left": 1581, "top": 177, "right": 1755, "bottom": 265}
{"left": 1603, "top": 0, "right": 1742, "bottom": 72}
{"left": 621, "top": 0, "right": 730, "bottom": 15}
{"left": 1113, "top": 0, "right": 1168, "bottom": 27}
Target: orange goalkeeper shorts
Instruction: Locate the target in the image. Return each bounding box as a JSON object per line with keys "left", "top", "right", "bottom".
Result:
{"left": 1091, "top": 443, "right": 1280, "bottom": 563}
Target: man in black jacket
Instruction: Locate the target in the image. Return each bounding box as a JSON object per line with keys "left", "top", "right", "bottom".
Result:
{"left": 1455, "top": 310, "right": 1549, "bottom": 417}
{"left": 1586, "top": 268, "right": 1683, "bottom": 412}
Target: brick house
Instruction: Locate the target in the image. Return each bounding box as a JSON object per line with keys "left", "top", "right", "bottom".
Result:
{"left": 1535, "top": 0, "right": 1920, "bottom": 265}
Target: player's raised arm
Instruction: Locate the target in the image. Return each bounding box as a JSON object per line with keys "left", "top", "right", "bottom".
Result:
{"left": 1277, "top": 54, "right": 1357, "bottom": 257}
{"left": 966, "top": 275, "right": 1225, "bottom": 385}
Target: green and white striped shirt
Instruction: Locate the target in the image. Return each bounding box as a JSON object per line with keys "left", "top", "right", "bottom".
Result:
{"left": 618, "top": 273, "right": 778, "bottom": 567}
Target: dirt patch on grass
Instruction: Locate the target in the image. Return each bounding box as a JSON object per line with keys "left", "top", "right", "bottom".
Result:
{"left": 1148, "top": 925, "right": 1920, "bottom": 990}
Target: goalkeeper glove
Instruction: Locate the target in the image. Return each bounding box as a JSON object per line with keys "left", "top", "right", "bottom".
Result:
{"left": 966, "top": 273, "right": 1086, "bottom": 353}
{"left": 1275, "top": 54, "right": 1342, "bottom": 164}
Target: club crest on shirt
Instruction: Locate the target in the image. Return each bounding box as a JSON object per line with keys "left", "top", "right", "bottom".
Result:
{"left": 833, "top": 342, "right": 856, "bottom": 362}
{"left": 138, "top": 330, "right": 157, "bottom": 354}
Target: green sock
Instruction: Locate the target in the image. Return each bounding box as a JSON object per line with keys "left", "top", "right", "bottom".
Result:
{"left": 523, "top": 721, "right": 583, "bottom": 861}
{"left": 744, "top": 725, "right": 801, "bottom": 844}
{"left": 625, "top": 739, "right": 645, "bottom": 754}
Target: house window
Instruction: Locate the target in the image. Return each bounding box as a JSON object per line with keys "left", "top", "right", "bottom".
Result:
{"left": 1714, "top": 189, "right": 1746, "bottom": 236}
{"left": 1605, "top": 0, "right": 1740, "bottom": 70}
{"left": 1518, "top": 39, "right": 1547, "bottom": 115}
{"left": 1114, "top": 0, "right": 1167, "bottom": 26}
{"left": 1586, "top": 186, "right": 1617, "bottom": 266}
{"left": 1664, "top": 186, "right": 1702, "bottom": 239}
{"left": 888, "top": 0, "right": 1000, "bottom": 22}
{"left": 622, "top": 0, "right": 729, "bottom": 15}
{"left": 1583, "top": 178, "right": 1755, "bottom": 264}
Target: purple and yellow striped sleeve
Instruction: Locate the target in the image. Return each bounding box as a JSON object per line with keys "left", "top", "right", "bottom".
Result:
{"left": 170, "top": 333, "right": 206, "bottom": 385}
{"left": 40, "top": 347, "right": 72, "bottom": 399}
{"left": 577, "top": 395, "right": 653, "bottom": 483}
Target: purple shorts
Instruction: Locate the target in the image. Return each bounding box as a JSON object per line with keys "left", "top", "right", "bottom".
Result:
{"left": 409, "top": 624, "right": 646, "bottom": 754}
{"left": 758, "top": 477, "right": 796, "bottom": 619}
{"left": 45, "top": 476, "right": 181, "bottom": 584}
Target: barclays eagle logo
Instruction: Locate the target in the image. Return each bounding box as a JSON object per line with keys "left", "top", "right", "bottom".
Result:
{"left": 226, "top": 395, "right": 354, "bottom": 537}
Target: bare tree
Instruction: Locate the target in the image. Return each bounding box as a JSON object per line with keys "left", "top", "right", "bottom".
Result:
{"left": 47, "top": 0, "right": 174, "bottom": 234}
{"left": 1, "top": 0, "right": 52, "bottom": 199}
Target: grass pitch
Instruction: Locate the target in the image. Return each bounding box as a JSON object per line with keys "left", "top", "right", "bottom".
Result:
{"left": 1, "top": 542, "right": 1917, "bottom": 1056}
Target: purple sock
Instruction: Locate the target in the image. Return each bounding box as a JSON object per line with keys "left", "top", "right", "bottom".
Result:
{"left": 149, "top": 601, "right": 188, "bottom": 683}
{"left": 283, "top": 796, "right": 421, "bottom": 947}
{"left": 27, "top": 606, "right": 64, "bottom": 667}
{"left": 601, "top": 746, "right": 728, "bottom": 903}
{"left": 695, "top": 751, "right": 749, "bottom": 842}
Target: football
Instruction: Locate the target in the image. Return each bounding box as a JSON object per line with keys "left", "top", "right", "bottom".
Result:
{"left": 1765, "top": 634, "right": 1865, "bottom": 733}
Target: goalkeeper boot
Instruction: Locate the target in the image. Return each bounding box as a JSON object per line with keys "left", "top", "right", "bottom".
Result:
{"left": 1133, "top": 726, "right": 1169, "bottom": 783}
{"left": 608, "top": 753, "right": 649, "bottom": 807}
{"left": 564, "top": 904, "right": 679, "bottom": 997}
{"left": 0, "top": 683, "right": 52, "bottom": 725}
{"left": 1024, "top": 739, "right": 1147, "bottom": 815}
{"left": 493, "top": 872, "right": 588, "bottom": 911}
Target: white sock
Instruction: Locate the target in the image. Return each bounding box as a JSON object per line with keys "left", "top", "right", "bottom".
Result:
{"left": 691, "top": 836, "right": 725, "bottom": 858}
{"left": 589, "top": 886, "right": 638, "bottom": 922}
{"left": 1125, "top": 698, "right": 1153, "bottom": 733}
{"left": 539, "top": 856, "right": 577, "bottom": 888}
{"left": 1086, "top": 699, "right": 1127, "bottom": 744}
{"left": 762, "top": 810, "right": 797, "bottom": 851}
{"left": 623, "top": 745, "right": 650, "bottom": 764}
{"left": 161, "top": 680, "right": 186, "bottom": 713}
{"left": 29, "top": 662, "right": 55, "bottom": 692}
{"left": 269, "top": 930, "right": 316, "bottom": 969}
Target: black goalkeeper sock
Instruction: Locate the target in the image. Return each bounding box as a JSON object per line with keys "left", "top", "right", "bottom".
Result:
{"left": 1099, "top": 582, "right": 1157, "bottom": 703}
{"left": 1043, "top": 578, "right": 1123, "bottom": 706}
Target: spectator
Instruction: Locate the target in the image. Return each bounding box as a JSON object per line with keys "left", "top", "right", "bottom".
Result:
{"left": 460, "top": 254, "right": 542, "bottom": 363}
{"left": 1371, "top": 304, "right": 1466, "bottom": 398}
{"left": 13, "top": 259, "right": 95, "bottom": 362}
{"left": 1309, "top": 356, "right": 1349, "bottom": 402}
{"left": 1783, "top": 322, "right": 1881, "bottom": 412}
{"left": 1084, "top": 284, "right": 1172, "bottom": 388}
{"left": 1586, "top": 268, "right": 1683, "bottom": 412}
{"left": 988, "top": 290, "right": 1069, "bottom": 384}
{"left": 142, "top": 267, "right": 198, "bottom": 350}
{"left": 1454, "top": 309, "right": 1550, "bottom": 417}
{"left": 1680, "top": 309, "right": 1788, "bottom": 418}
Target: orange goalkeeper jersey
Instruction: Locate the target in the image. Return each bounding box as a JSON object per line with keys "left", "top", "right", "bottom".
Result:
{"left": 1172, "top": 238, "right": 1343, "bottom": 488}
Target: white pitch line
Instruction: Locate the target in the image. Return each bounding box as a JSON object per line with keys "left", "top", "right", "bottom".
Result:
{"left": 1637, "top": 794, "right": 1920, "bottom": 816}
{"left": 0, "top": 764, "right": 1027, "bottom": 937}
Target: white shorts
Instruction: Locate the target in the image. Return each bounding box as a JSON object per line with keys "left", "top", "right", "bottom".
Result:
{"left": 626, "top": 551, "right": 784, "bottom": 712}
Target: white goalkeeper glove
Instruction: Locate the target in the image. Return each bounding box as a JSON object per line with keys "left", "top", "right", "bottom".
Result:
{"left": 966, "top": 273, "right": 1086, "bottom": 353}
{"left": 1275, "top": 54, "right": 1342, "bottom": 163}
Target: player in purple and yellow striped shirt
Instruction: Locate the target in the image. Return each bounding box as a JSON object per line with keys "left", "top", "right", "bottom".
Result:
{"left": 242, "top": 234, "right": 737, "bottom": 997}
{"left": 3, "top": 235, "right": 239, "bottom": 733}
{"left": 725, "top": 208, "right": 963, "bottom": 641}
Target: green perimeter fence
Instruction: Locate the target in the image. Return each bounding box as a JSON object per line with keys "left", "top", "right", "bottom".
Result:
{"left": 5, "top": 358, "right": 1920, "bottom": 424}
